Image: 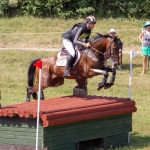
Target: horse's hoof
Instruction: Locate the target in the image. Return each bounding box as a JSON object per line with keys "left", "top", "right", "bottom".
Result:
{"left": 104, "top": 83, "right": 111, "bottom": 89}
{"left": 97, "top": 83, "right": 104, "bottom": 91}
{"left": 97, "top": 86, "right": 103, "bottom": 91}
{"left": 97, "top": 88, "right": 102, "bottom": 91}
{"left": 26, "top": 98, "right": 30, "bottom": 102}
{"left": 97, "top": 84, "right": 103, "bottom": 90}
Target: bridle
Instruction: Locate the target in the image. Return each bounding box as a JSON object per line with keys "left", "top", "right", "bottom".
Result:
{"left": 90, "top": 37, "right": 119, "bottom": 63}
{"left": 107, "top": 38, "right": 119, "bottom": 65}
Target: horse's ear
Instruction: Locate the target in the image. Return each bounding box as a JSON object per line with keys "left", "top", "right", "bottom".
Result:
{"left": 117, "top": 35, "right": 122, "bottom": 39}
{"left": 114, "top": 36, "right": 119, "bottom": 41}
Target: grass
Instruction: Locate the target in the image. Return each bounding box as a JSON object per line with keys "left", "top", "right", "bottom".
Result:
{"left": 0, "top": 16, "right": 147, "bottom": 51}
{"left": 1, "top": 49, "right": 150, "bottom": 149}
{"left": 0, "top": 17, "right": 150, "bottom": 149}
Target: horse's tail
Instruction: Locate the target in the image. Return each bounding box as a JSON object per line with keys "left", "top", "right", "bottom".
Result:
{"left": 28, "top": 58, "right": 41, "bottom": 99}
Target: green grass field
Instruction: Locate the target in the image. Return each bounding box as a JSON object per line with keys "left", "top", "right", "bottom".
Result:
{"left": 0, "top": 49, "right": 150, "bottom": 150}
{"left": 0, "top": 17, "right": 150, "bottom": 149}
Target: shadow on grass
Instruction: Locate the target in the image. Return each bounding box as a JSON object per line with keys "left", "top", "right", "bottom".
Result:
{"left": 120, "top": 64, "right": 142, "bottom": 71}
{"left": 108, "top": 132, "right": 150, "bottom": 150}
{"left": 127, "top": 132, "right": 150, "bottom": 149}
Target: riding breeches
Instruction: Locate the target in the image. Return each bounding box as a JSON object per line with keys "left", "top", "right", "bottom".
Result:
{"left": 63, "top": 38, "right": 75, "bottom": 58}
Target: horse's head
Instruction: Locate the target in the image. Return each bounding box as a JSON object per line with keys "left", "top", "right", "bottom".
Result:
{"left": 90, "top": 33, "right": 120, "bottom": 67}
{"left": 107, "top": 36, "right": 120, "bottom": 67}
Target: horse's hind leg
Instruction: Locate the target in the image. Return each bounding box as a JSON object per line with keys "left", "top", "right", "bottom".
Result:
{"left": 26, "top": 84, "right": 39, "bottom": 102}
{"left": 40, "top": 90, "right": 45, "bottom": 100}
{"left": 26, "top": 84, "right": 45, "bottom": 102}
{"left": 26, "top": 86, "right": 33, "bottom": 102}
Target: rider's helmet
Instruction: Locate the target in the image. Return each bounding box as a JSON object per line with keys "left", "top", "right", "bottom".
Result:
{"left": 86, "top": 15, "right": 96, "bottom": 24}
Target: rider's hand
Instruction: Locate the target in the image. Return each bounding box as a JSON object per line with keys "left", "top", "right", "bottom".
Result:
{"left": 83, "top": 43, "right": 91, "bottom": 48}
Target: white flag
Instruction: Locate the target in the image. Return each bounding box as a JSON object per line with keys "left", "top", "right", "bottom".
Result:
{"left": 130, "top": 51, "right": 138, "bottom": 59}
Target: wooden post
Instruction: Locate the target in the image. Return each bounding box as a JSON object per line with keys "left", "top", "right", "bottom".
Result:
{"left": 73, "top": 87, "right": 87, "bottom": 96}
{"left": 73, "top": 79, "right": 88, "bottom": 96}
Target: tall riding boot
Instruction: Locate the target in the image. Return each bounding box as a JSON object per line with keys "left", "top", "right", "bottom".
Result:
{"left": 63, "top": 55, "right": 73, "bottom": 77}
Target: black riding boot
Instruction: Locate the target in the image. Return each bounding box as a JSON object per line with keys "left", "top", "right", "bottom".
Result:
{"left": 63, "top": 55, "right": 73, "bottom": 77}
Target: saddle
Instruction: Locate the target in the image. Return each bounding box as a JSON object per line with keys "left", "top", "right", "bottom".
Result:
{"left": 56, "top": 47, "right": 81, "bottom": 66}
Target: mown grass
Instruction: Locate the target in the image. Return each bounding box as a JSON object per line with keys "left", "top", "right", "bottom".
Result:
{"left": 0, "top": 17, "right": 147, "bottom": 51}
{"left": 0, "top": 17, "right": 150, "bottom": 149}
{"left": 0, "top": 49, "right": 150, "bottom": 149}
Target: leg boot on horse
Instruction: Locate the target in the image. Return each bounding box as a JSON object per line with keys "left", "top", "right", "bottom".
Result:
{"left": 63, "top": 55, "right": 73, "bottom": 77}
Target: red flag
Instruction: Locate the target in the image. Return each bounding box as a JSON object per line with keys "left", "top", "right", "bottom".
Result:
{"left": 34, "top": 60, "right": 42, "bottom": 69}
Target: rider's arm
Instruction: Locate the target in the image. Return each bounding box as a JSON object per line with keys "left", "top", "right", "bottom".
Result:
{"left": 73, "top": 27, "right": 85, "bottom": 46}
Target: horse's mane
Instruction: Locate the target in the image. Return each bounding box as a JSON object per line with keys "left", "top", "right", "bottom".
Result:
{"left": 91, "top": 33, "right": 111, "bottom": 42}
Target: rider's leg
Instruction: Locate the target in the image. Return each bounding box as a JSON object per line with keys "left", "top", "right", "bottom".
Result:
{"left": 64, "top": 54, "right": 73, "bottom": 76}
{"left": 63, "top": 39, "right": 75, "bottom": 77}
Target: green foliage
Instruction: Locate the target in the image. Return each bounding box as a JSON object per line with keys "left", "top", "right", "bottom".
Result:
{"left": 0, "top": 0, "right": 150, "bottom": 19}
{"left": 9, "top": 0, "right": 18, "bottom": 7}
{"left": 0, "top": 0, "right": 9, "bottom": 16}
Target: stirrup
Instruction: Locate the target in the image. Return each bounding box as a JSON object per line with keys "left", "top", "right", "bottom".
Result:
{"left": 63, "top": 69, "right": 71, "bottom": 77}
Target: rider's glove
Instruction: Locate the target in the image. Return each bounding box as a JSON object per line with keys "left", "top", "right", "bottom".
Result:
{"left": 83, "top": 43, "right": 91, "bottom": 48}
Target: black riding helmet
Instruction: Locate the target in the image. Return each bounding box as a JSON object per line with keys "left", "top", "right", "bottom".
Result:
{"left": 86, "top": 15, "right": 96, "bottom": 24}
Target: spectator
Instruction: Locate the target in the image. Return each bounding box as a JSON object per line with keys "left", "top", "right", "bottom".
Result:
{"left": 109, "top": 28, "right": 123, "bottom": 70}
{"left": 139, "top": 21, "right": 150, "bottom": 75}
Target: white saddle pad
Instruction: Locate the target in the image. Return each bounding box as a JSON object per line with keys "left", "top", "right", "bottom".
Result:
{"left": 56, "top": 51, "right": 80, "bottom": 66}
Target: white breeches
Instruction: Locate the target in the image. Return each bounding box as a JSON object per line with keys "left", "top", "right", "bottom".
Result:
{"left": 63, "top": 38, "right": 75, "bottom": 58}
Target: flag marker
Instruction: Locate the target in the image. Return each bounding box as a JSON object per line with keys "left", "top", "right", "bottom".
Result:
{"left": 128, "top": 50, "right": 137, "bottom": 144}
{"left": 34, "top": 60, "right": 42, "bottom": 150}
{"left": 129, "top": 51, "right": 137, "bottom": 99}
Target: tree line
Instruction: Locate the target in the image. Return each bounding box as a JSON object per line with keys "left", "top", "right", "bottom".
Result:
{"left": 0, "top": 0, "right": 149, "bottom": 19}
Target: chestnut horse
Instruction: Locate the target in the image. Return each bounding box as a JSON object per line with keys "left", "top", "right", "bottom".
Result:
{"left": 26, "top": 33, "right": 119, "bottom": 102}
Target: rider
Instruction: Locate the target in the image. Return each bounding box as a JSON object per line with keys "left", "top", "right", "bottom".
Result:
{"left": 62, "top": 15, "right": 96, "bottom": 77}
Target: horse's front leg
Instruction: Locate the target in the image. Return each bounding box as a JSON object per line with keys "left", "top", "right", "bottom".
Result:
{"left": 103, "top": 66, "right": 116, "bottom": 89}
{"left": 88, "top": 69, "right": 109, "bottom": 90}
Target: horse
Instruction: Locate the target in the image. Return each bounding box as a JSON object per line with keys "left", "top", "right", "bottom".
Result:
{"left": 26, "top": 33, "right": 120, "bottom": 102}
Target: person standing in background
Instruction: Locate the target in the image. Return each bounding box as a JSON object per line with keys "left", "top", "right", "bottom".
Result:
{"left": 139, "top": 21, "right": 150, "bottom": 75}
{"left": 109, "top": 28, "right": 123, "bottom": 70}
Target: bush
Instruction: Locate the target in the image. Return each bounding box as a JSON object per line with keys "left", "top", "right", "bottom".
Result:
{"left": 0, "top": 0, "right": 150, "bottom": 19}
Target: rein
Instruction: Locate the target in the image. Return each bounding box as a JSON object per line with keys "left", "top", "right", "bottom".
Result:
{"left": 91, "top": 38, "right": 113, "bottom": 60}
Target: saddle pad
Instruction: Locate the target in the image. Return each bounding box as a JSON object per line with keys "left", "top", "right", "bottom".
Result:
{"left": 56, "top": 51, "right": 80, "bottom": 66}
{"left": 56, "top": 52, "right": 67, "bottom": 66}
